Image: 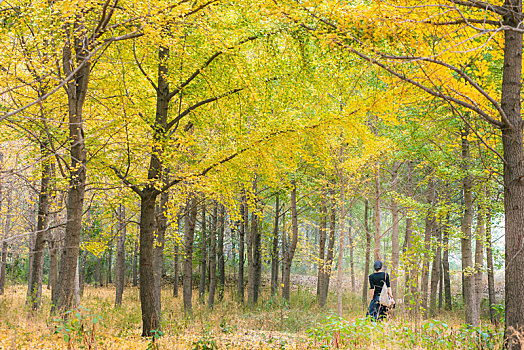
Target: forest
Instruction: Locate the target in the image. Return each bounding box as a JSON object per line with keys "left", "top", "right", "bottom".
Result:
{"left": 0, "top": 0, "right": 520, "bottom": 349}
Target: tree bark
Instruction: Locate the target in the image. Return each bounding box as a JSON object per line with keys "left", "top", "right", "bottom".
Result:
{"left": 421, "top": 177, "right": 435, "bottom": 319}
{"left": 271, "top": 196, "right": 280, "bottom": 296}
{"left": 107, "top": 241, "right": 113, "bottom": 286}
{"left": 474, "top": 206, "right": 484, "bottom": 317}
{"left": 132, "top": 240, "right": 138, "bottom": 287}
{"left": 336, "top": 174, "right": 346, "bottom": 316}
{"left": 48, "top": 238, "right": 58, "bottom": 292}
{"left": 27, "top": 144, "right": 51, "bottom": 310}
{"left": 320, "top": 190, "right": 336, "bottom": 306}
{"left": 0, "top": 187, "right": 13, "bottom": 295}
{"left": 154, "top": 187, "right": 168, "bottom": 314}
{"left": 317, "top": 198, "right": 327, "bottom": 298}
{"left": 390, "top": 161, "right": 401, "bottom": 297}
{"left": 403, "top": 161, "right": 414, "bottom": 301}
{"left": 199, "top": 200, "right": 207, "bottom": 303}
{"left": 361, "top": 200, "right": 370, "bottom": 306}
{"left": 173, "top": 218, "right": 180, "bottom": 298}
{"left": 348, "top": 219, "right": 355, "bottom": 293}
{"left": 442, "top": 220, "right": 452, "bottom": 311}
{"left": 485, "top": 207, "right": 497, "bottom": 325}
{"left": 429, "top": 226, "right": 442, "bottom": 317}
{"left": 115, "top": 204, "right": 126, "bottom": 307}
{"left": 238, "top": 198, "right": 245, "bottom": 302}
{"left": 208, "top": 202, "right": 217, "bottom": 309}
{"left": 460, "top": 126, "right": 479, "bottom": 327}
{"left": 373, "top": 166, "right": 381, "bottom": 261}
{"left": 282, "top": 179, "right": 299, "bottom": 301}
{"left": 218, "top": 204, "right": 226, "bottom": 302}
{"left": 183, "top": 196, "right": 198, "bottom": 313}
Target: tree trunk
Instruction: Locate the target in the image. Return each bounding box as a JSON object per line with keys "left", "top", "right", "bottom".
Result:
{"left": 199, "top": 200, "right": 207, "bottom": 303}
{"left": 183, "top": 196, "right": 198, "bottom": 313}
{"left": 282, "top": 180, "right": 299, "bottom": 301}
{"left": 48, "top": 238, "right": 58, "bottom": 292}
{"left": 218, "top": 204, "right": 226, "bottom": 302}
{"left": 208, "top": 202, "right": 217, "bottom": 309}
{"left": 374, "top": 166, "right": 381, "bottom": 261}
{"left": 348, "top": 219, "right": 355, "bottom": 293}
{"left": 107, "top": 241, "right": 113, "bottom": 286}
{"left": 27, "top": 145, "right": 51, "bottom": 310}
{"left": 0, "top": 187, "right": 13, "bottom": 295}
{"left": 403, "top": 161, "right": 414, "bottom": 301}
{"left": 474, "top": 207, "right": 484, "bottom": 317}
{"left": 115, "top": 204, "right": 126, "bottom": 307}
{"left": 238, "top": 198, "right": 245, "bottom": 302}
{"left": 361, "top": 200, "right": 370, "bottom": 306}
{"left": 485, "top": 207, "right": 497, "bottom": 325}
{"left": 173, "top": 219, "right": 180, "bottom": 298}
{"left": 421, "top": 178, "right": 435, "bottom": 319}
{"left": 390, "top": 161, "right": 400, "bottom": 297}
{"left": 53, "top": 33, "right": 90, "bottom": 315}
{"left": 132, "top": 240, "right": 138, "bottom": 287}
{"left": 429, "top": 226, "right": 442, "bottom": 317}
{"left": 442, "top": 221, "right": 452, "bottom": 311}
{"left": 271, "top": 196, "right": 280, "bottom": 296}
{"left": 154, "top": 189, "right": 168, "bottom": 315}
{"left": 317, "top": 198, "right": 327, "bottom": 299}
{"left": 336, "top": 175, "right": 347, "bottom": 316}
{"left": 320, "top": 190, "right": 336, "bottom": 306}
{"left": 247, "top": 180, "right": 257, "bottom": 304}
{"left": 460, "top": 126, "right": 479, "bottom": 327}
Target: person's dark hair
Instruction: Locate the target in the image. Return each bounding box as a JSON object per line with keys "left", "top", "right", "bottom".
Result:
{"left": 373, "top": 260, "right": 383, "bottom": 271}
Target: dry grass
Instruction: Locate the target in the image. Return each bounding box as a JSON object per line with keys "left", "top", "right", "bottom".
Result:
{"left": 0, "top": 284, "right": 503, "bottom": 349}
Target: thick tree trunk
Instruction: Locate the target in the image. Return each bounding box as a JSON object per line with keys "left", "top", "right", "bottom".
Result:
{"left": 115, "top": 204, "right": 126, "bottom": 307}
{"left": 373, "top": 167, "right": 381, "bottom": 260}
{"left": 461, "top": 126, "right": 479, "bottom": 327}
{"left": 429, "top": 226, "right": 442, "bottom": 317}
{"left": 500, "top": 7, "right": 524, "bottom": 345}
{"left": 485, "top": 208, "right": 497, "bottom": 325}
{"left": 317, "top": 199, "right": 327, "bottom": 299}
{"left": 183, "top": 196, "right": 198, "bottom": 312}
{"left": 27, "top": 146, "right": 51, "bottom": 310}
{"left": 320, "top": 191, "right": 336, "bottom": 306}
{"left": 154, "top": 189, "right": 168, "bottom": 314}
{"left": 199, "top": 201, "right": 207, "bottom": 303}
{"left": 132, "top": 240, "right": 138, "bottom": 287}
{"left": 238, "top": 199, "right": 245, "bottom": 302}
{"left": 282, "top": 180, "right": 299, "bottom": 301}
{"left": 208, "top": 202, "right": 217, "bottom": 309}
{"left": 361, "top": 200, "right": 370, "bottom": 306}
{"left": 53, "top": 38, "right": 90, "bottom": 315}
{"left": 390, "top": 161, "right": 400, "bottom": 297}
{"left": 474, "top": 207, "right": 484, "bottom": 316}
{"left": 139, "top": 191, "right": 161, "bottom": 335}
{"left": 271, "top": 196, "right": 280, "bottom": 296}
{"left": 421, "top": 178, "right": 435, "bottom": 319}
{"left": 218, "top": 205, "right": 226, "bottom": 302}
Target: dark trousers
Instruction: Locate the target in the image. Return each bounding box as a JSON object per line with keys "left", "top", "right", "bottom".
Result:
{"left": 366, "top": 298, "right": 387, "bottom": 321}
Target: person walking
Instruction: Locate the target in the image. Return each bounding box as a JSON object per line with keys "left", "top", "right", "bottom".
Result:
{"left": 367, "top": 260, "right": 395, "bottom": 321}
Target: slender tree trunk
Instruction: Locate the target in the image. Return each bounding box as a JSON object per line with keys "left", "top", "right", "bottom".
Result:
{"left": 317, "top": 199, "right": 327, "bottom": 299}
{"left": 442, "top": 223, "right": 452, "bottom": 311}
{"left": 199, "top": 200, "right": 207, "bottom": 303}
{"left": 439, "top": 257, "right": 444, "bottom": 310}
{"left": 348, "top": 219, "right": 355, "bottom": 293}
{"left": 486, "top": 207, "right": 497, "bottom": 325}
{"left": 173, "top": 219, "right": 180, "bottom": 298}
{"left": 0, "top": 188, "right": 13, "bottom": 295}
{"left": 361, "top": 200, "right": 370, "bottom": 306}
{"left": 429, "top": 226, "right": 442, "bottom": 317}
{"left": 271, "top": 196, "right": 280, "bottom": 296}
{"left": 282, "top": 180, "right": 299, "bottom": 301}
{"left": 475, "top": 207, "right": 485, "bottom": 317}
{"left": 374, "top": 166, "right": 381, "bottom": 260}
{"left": 132, "top": 240, "right": 138, "bottom": 287}
{"left": 48, "top": 238, "right": 58, "bottom": 291}
{"left": 421, "top": 178, "right": 435, "bottom": 319}
{"left": 238, "top": 199, "right": 245, "bottom": 302}
{"left": 390, "top": 161, "right": 400, "bottom": 297}
{"left": 461, "top": 126, "right": 479, "bottom": 327}
{"left": 403, "top": 161, "right": 414, "bottom": 301}
{"left": 247, "top": 180, "right": 257, "bottom": 304}
{"left": 183, "top": 196, "right": 198, "bottom": 312}
{"left": 336, "top": 174, "right": 347, "bottom": 316}
{"left": 107, "top": 242, "right": 113, "bottom": 286}
{"left": 27, "top": 145, "right": 51, "bottom": 310}
{"left": 320, "top": 190, "right": 336, "bottom": 306}
{"left": 208, "top": 202, "right": 217, "bottom": 309}
{"left": 218, "top": 204, "right": 226, "bottom": 302}
{"left": 115, "top": 204, "right": 126, "bottom": 307}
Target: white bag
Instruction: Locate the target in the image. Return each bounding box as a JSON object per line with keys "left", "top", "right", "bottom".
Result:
{"left": 379, "top": 274, "right": 392, "bottom": 307}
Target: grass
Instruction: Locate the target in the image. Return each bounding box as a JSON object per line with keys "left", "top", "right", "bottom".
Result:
{"left": 0, "top": 283, "right": 504, "bottom": 349}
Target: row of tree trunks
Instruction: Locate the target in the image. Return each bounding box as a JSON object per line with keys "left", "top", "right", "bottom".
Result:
{"left": 183, "top": 196, "right": 198, "bottom": 312}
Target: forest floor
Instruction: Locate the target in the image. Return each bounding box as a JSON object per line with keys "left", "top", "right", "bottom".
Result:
{"left": 0, "top": 284, "right": 504, "bottom": 349}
